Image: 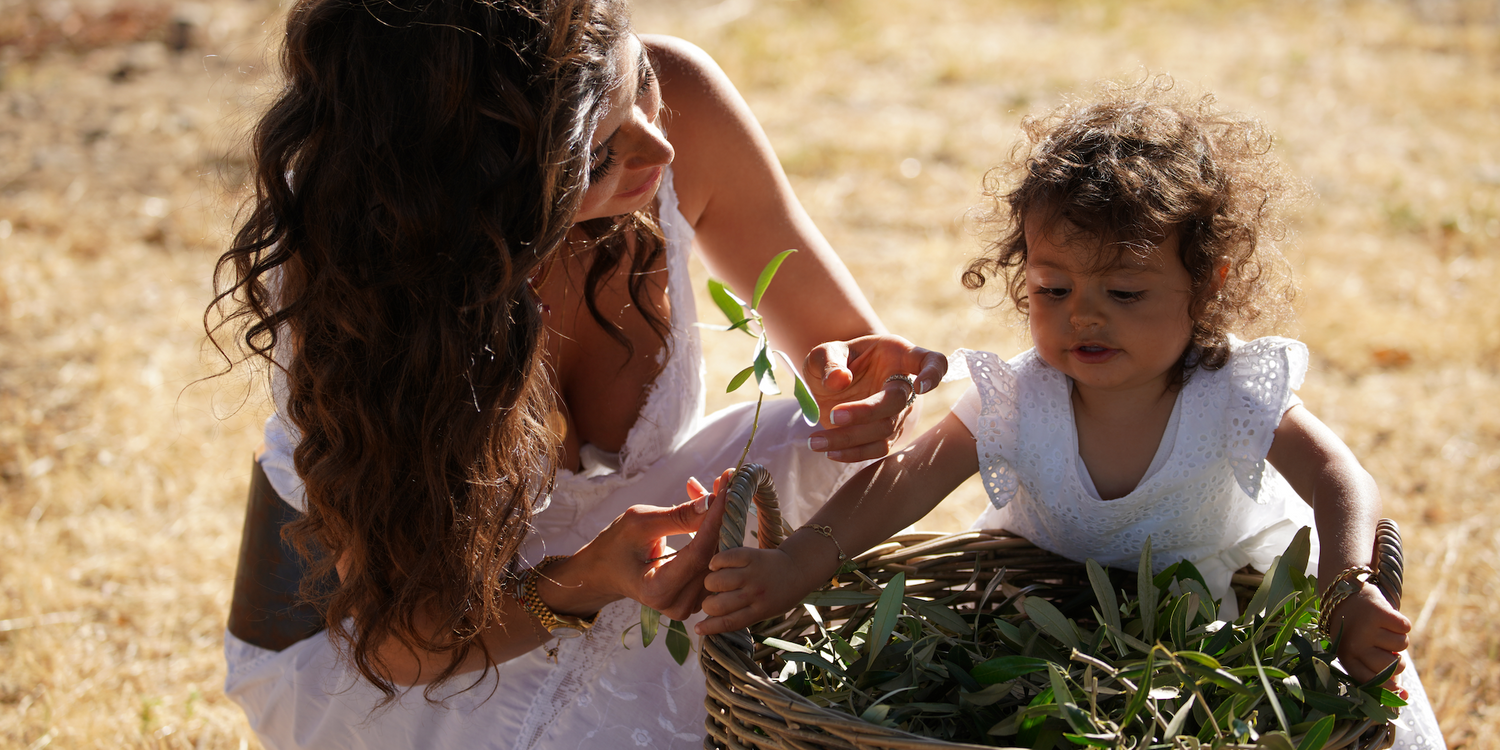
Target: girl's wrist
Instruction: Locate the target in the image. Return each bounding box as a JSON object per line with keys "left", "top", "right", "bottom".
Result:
{"left": 781, "top": 527, "right": 846, "bottom": 586}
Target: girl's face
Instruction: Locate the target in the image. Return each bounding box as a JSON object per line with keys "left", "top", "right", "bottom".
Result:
{"left": 574, "top": 35, "right": 673, "bottom": 223}
{"left": 1024, "top": 212, "right": 1196, "bottom": 399}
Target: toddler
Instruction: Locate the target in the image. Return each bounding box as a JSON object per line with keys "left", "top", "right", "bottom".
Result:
{"left": 699, "top": 81, "right": 1443, "bottom": 747}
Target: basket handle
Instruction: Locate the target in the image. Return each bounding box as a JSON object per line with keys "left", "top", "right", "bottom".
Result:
{"left": 714, "top": 463, "right": 786, "bottom": 555}
{"left": 1371, "top": 518, "right": 1404, "bottom": 610}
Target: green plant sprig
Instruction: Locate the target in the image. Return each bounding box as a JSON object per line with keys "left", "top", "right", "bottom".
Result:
{"left": 637, "top": 249, "right": 821, "bottom": 665}
{"left": 759, "top": 528, "right": 1404, "bottom": 748}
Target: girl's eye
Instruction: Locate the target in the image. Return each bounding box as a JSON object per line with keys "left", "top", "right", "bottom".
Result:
{"left": 588, "top": 148, "right": 617, "bottom": 183}
{"left": 1035, "top": 286, "right": 1068, "bottom": 299}
{"left": 1109, "top": 290, "right": 1145, "bottom": 302}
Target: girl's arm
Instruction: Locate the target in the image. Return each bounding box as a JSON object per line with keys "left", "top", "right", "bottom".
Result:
{"left": 697, "top": 413, "right": 979, "bottom": 635}
{"left": 1267, "top": 405, "right": 1412, "bottom": 692}
{"left": 647, "top": 35, "right": 945, "bottom": 460}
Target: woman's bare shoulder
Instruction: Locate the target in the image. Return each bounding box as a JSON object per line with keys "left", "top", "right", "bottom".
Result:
{"left": 642, "top": 34, "right": 773, "bottom": 227}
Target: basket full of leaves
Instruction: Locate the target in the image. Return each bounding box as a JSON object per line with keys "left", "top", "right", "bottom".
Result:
{"left": 699, "top": 465, "right": 1406, "bottom": 750}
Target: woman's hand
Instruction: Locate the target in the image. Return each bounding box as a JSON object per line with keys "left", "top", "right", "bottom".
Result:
{"left": 548, "top": 473, "right": 731, "bottom": 622}
{"left": 803, "top": 334, "right": 947, "bottom": 462}
{"left": 1327, "top": 583, "right": 1412, "bottom": 699}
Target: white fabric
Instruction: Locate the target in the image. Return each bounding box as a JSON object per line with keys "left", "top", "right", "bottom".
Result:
{"left": 947, "top": 337, "right": 1318, "bottom": 614}
{"left": 227, "top": 170, "right": 859, "bottom": 750}
{"left": 947, "top": 337, "right": 1445, "bottom": 748}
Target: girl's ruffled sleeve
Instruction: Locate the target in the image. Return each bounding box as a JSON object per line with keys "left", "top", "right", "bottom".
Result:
{"left": 944, "top": 349, "right": 1021, "bottom": 508}
{"left": 1226, "top": 336, "right": 1310, "bottom": 502}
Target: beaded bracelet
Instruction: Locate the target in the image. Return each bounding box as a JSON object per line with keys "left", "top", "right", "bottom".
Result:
{"left": 1317, "top": 565, "right": 1375, "bottom": 639}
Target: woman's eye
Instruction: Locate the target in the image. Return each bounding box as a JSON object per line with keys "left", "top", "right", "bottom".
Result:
{"left": 1109, "top": 290, "right": 1145, "bottom": 302}
{"left": 588, "top": 148, "right": 617, "bottom": 182}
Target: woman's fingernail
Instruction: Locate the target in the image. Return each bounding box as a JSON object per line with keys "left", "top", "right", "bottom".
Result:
{"left": 808, "top": 436, "right": 828, "bottom": 451}
{"left": 831, "top": 410, "right": 851, "bottom": 425}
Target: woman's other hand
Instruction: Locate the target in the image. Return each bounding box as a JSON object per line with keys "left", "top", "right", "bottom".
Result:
{"left": 550, "top": 472, "right": 732, "bottom": 622}
{"left": 803, "top": 334, "right": 946, "bottom": 462}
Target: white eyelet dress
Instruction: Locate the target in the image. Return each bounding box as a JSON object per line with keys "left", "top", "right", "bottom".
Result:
{"left": 223, "top": 170, "right": 860, "bottom": 750}
{"left": 947, "top": 338, "right": 1445, "bottom": 748}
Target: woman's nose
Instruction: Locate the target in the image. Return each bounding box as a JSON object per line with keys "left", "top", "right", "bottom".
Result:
{"left": 623, "top": 113, "right": 673, "bottom": 171}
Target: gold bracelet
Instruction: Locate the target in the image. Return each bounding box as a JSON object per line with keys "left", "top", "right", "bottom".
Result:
{"left": 516, "top": 555, "right": 599, "bottom": 659}
{"left": 1317, "top": 565, "right": 1375, "bottom": 639}
{"left": 806, "top": 524, "right": 849, "bottom": 586}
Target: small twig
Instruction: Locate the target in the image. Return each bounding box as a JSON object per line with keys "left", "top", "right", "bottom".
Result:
{"left": 0, "top": 611, "right": 86, "bottom": 633}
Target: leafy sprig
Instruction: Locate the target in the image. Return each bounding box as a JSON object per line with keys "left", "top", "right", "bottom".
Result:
{"left": 637, "top": 249, "right": 820, "bottom": 664}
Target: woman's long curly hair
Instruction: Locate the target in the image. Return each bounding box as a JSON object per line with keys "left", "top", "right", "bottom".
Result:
{"left": 965, "top": 77, "right": 1297, "bottom": 386}
{"left": 206, "top": 0, "right": 666, "bottom": 699}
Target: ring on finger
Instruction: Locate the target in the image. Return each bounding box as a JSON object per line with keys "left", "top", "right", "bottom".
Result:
{"left": 884, "top": 373, "right": 918, "bottom": 407}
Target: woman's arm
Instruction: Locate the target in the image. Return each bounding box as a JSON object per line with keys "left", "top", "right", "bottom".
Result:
{"left": 1267, "top": 404, "right": 1412, "bottom": 692}
{"left": 647, "top": 36, "right": 945, "bottom": 459}
{"left": 361, "top": 476, "right": 731, "bottom": 685}
{"left": 697, "top": 413, "right": 979, "bottom": 635}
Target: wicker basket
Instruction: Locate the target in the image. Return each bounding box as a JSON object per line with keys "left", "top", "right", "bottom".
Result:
{"left": 700, "top": 464, "right": 1401, "bottom": 750}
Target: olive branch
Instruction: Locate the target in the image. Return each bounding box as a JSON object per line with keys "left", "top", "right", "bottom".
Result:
{"left": 637, "top": 248, "right": 821, "bottom": 665}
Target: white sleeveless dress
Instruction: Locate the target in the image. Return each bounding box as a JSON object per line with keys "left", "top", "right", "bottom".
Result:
{"left": 224, "top": 171, "right": 859, "bottom": 750}
{"left": 948, "top": 338, "right": 1445, "bottom": 748}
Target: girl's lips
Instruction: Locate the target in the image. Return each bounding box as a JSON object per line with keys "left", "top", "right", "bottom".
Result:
{"left": 1070, "top": 345, "right": 1118, "bottom": 365}
{"left": 618, "top": 166, "right": 662, "bottom": 200}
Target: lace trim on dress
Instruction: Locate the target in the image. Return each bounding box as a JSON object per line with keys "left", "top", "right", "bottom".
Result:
{"left": 946, "top": 349, "right": 1019, "bottom": 507}
{"left": 1226, "top": 336, "right": 1308, "bottom": 502}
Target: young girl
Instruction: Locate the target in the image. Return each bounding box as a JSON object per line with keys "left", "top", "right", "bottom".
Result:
{"left": 697, "top": 83, "right": 1445, "bottom": 747}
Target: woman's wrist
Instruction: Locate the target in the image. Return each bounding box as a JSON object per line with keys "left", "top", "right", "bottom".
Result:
{"left": 533, "top": 555, "right": 619, "bottom": 619}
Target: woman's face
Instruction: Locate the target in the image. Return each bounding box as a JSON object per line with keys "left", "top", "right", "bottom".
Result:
{"left": 574, "top": 35, "right": 673, "bottom": 223}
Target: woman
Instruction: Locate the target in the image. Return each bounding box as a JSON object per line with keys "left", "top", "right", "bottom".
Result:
{"left": 209, "top": 0, "right": 943, "bottom": 747}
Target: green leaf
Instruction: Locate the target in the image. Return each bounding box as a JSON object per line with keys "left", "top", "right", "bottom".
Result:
{"left": 783, "top": 652, "right": 857, "bottom": 686}
{"left": 972, "top": 655, "right": 1052, "bottom": 685}
{"left": 1283, "top": 674, "right": 1306, "bottom": 703}
{"left": 666, "top": 619, "right": 691, "bottom": 665}
{"left": 760, "top": 636, "right": 813, "bottom": 654}
{"left": 725, "top": 365, "right": 755, "bottom": 393}
{"left": 914, "top": 599, "right": 973, "bottom": 636}
{"left": 752, "top": 339, "right": 779, "bottom": 395}
{"left": 706, "top": 278, "right": 747, "bottom": 326}
{"left": 866, "top": 571, "right": 906, "bottom": 667}
{"left": 1267, "top": 526, "right": 1313, "bottom": 617}
{"left": 773, "top": 349, "right": 820, "bottom": 426}
{"left": 752, "top": 249, "right": 798, "bottom": 310}
{"left": 801, "top": 590, "right": 878, "bottom": 607}
{"left": 1137, "top": 538, "right": 1158, "bottom": 643}
{"left": 1025, "top": 596, "right": 1081, "bottom": 651}
{"left": 1048, "top": 662, "right": 1077, "bottom": 707}
{"left": 1260, "top": 731, "right": 1298, "bottom": 750}
{"left": 1086, "top": 559, "right": 1122, "bottom": 635}
{"left": 1296, "top": 714, "right": 1336, "bottom": 750}
{"left": 1163, "top": 691, "right": 1196, "bottom": 739}
{"left": 640, "top": 605, "right": 661, "bottom": 647}
{"left": 1379, "top": 688, "right": 1409, "bottom": 708}
{"left": 1251, "top": 638, "right": 1292, "bottom": 734}
{"left": 1174, "top": 650, "right": 1223, "bottom": 669}
{"left": 1117, "top": 648, "right": 1154, "bottom": 731}
{"left": 1359, "top": 655, "right": 1403, "bottom": 694}
{"left": 1065, "top": 733, "right": 1122, "bottom": 747}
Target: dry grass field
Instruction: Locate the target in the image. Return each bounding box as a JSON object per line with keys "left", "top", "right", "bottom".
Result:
{"left": 1, "top": 0, "right": 1497, "bottom": 747}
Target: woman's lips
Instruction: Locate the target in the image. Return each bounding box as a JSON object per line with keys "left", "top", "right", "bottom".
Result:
{"left": 1071, "top": 345, "right": 1118, "bottom": 364}
{"left": 618, "top": 166, "right": 662, "bottom": 199}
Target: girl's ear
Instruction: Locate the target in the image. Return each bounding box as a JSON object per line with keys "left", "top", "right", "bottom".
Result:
{"left": 1211, "top": 262, "right": 1229, "bottom": 295}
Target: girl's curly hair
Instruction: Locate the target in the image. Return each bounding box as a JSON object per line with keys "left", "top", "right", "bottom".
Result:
{"left": 964, "top": 77, "right": 1298, "bottom": 385}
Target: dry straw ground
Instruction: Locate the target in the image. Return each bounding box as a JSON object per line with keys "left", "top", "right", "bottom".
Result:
{"left": 1, "top": 0, "right": 1496, "bottom": 747}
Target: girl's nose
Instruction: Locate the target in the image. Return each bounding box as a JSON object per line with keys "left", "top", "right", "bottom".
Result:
{"left": 1069, "top": 296, "right": 1104, "bottom": 330}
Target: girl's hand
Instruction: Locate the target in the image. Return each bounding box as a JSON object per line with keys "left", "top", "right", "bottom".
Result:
{"left": 558, "top": 472, "right": 732, "bottom": 622}
{"left": 697, "top": 546, "right": 819, "bottom": 635}
{"left": 804, "top": 334, "right": 947, "bottom": 462}
{"left": 1327, "top": 583, "right": 1412, "bottom": 699}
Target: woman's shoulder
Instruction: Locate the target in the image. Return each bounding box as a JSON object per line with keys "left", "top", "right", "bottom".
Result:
{"left": 642, "top": 35, "right": 770, "bottom": 228}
